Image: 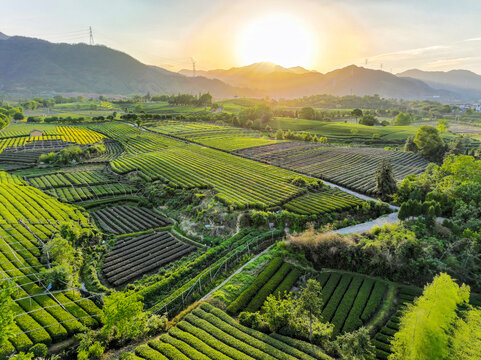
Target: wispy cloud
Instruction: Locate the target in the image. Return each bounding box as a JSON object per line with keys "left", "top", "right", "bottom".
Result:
{"left": 370, "top": 45, "right": 450, "bottom": 60}
{"left": 464, "top": 37, "right": 481, "bottom": 42}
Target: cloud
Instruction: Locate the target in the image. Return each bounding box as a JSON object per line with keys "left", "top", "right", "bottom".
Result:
{"left": 464, "top": 37, "right": 481, "bottom": 42}
{"left": 369, "top": 45, "right": 450, "bottom": 60}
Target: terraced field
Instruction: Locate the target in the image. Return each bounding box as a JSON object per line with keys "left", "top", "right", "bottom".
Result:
{"left": 317, "top": 271, "right": 389, "bottom": 337}
{"left": 237, "top": 143, "right": 428, "bottom": 195}
{"left": 127, "top": 303, "right": 331, "bottom": 360}
{"left": 0, "top": 124, "right": 105, "bottom": 154}
{"left": 0, "top": 172, "right": 102, "bottom": 357}
{"left": 283, "top": 188, "right": 364, "bottom": 215}
{"left": 148, "top": 120, "right": 283, "bottom": 151}
{"left": 226, "top": 257, "right": 302, "bottom": 315}
{"left": 372, "top": 286, "right": 422, "bottom": 359}
{"left": 25, "top": 170, "right": 138, "bottom": 204}
{"left": 92, "top": 206, "right": 171, "bottom": 234}
{"left": 102, "top": 231, "right": 196, "bottom": 286}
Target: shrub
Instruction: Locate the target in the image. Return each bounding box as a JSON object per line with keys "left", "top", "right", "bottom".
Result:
{"left": 28, "top": 343, "right": 47, "bottom": 358}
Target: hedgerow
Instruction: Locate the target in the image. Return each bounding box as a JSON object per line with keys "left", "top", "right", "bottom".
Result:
{"left": 226, "top": 257, "right": 283, "bottom": 315}
{"left": 245, "top": 262, "right": 292, "bottom": 313}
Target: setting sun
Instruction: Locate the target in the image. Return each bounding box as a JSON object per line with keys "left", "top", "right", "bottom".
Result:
{"left": 237, "top": 14, "right": 315, "bottom": 68}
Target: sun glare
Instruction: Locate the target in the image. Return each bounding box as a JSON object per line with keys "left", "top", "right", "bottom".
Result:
{"left": 237, "top": 14, "right": 314, "bottom": 68}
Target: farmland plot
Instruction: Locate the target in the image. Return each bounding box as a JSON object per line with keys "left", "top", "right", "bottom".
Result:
{"left": 127, "top": 302, "right": 331, "bottom": 360}
{"left": 283, "top": 188, "right": 364, "bottom": 215}
{"left": 102, "top": 231, "right": 196, "bottom": 286}
{"left": 236, "top": 143, "right": 428, "bottom": 195}
{"left": 317, "top": 271, "right": 388, "bottom": 336}
{"left": 148, "top": 120, "right": 283, "bottom": 151}
{"left": 92, "top": 206, "right": 171, "bottom": 234}
{"left": 0, "top": 172, "right": 101, "bottom": 357}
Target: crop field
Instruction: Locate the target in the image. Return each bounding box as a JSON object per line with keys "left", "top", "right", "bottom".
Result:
{"left": 0, "top": 124, "right": 106, "bottom": 154}
{"left": 226, "top": 257, "right": 302, "bottom": 315}
{"left": 27, "top": 170, "right": 113, "bottom": 190}
{"left": 128, "top": 302, "right": 330, "bottom": 360}
{"left": 45, "top": 183, "right": 138, "bottom": 203}
{"left": 0, "top": 173, "right": 102, "bottom": 356}
{"left": 83, "top": 139, "right": 124, "bottom": 163}
{"left": 268, "top": 117, "right": 419, "bottom": 144}
{"left": 317, "top": 271, "right": 388, "bottom": 336}
{"left": 372, "top": 286, "right": 422, "bottom": 359}
{"left": 237, "top": 142, "right": 428, "bottom": 195}
{"left": 91, "top": 205, "right": 171, "bottom": 234}
{"left": 147, "top": 120, "right": 283, "bottom": 151}
{"left": 102, "top": 231, "right": 196, "bottom": 286}
{"left": 283, "top": 188, "right": 364, "bottom": 214}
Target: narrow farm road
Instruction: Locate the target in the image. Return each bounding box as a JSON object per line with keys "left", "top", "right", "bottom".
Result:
{"left": 201, "top": 244, "right": 273, "bottom": 301}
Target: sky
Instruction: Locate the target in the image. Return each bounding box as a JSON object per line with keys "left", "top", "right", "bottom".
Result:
{"left": 2, "top": 0, "right": 481, "bottom": 74}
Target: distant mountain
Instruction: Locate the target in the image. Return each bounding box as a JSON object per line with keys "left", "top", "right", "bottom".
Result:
{"left": 0, "top": 35, "right": 256, "bottom": 98}
{"left": 0, "top": 32, "right": 9, "bottom": 40}
{"left": 398, "top": 69, "right": 481, "bottom": 100}
{"left": 181, "top": 62, "right": 451, "bottom": 100}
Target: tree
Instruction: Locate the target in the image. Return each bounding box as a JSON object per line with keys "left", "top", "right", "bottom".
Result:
{"left": 413, "top": 125, "right": 445, "bottom": 162}
{"left": 198, "top": 93, "right": 212, "bottom": 106}
{"left": 134, "top": 104, "right": 143, "bottom": 113}
{"left": 351, "top": 108, "right": 363, "bottom": 123}
{"left": 359, "top": 114, "right": 378, "bottom": 126}
{"left": 403, "top": 136, "right": 418, "bottom": 152}
{"left": 450, "top": 308, "right": 481, "bottom": 360}
{"left": 0, "top": 282, "right": 14, "bottom": 347}
{"left": 135, "top": 118, "right": 143, "bottom": 127}
{"left": 337, "top": 327, "right": 376, "bottom": 360}
{"left": 375, "top": 158, "right": 397, "bottom": 202}
{"left": 261, "top": 293, "right": 296, "bottom": 332}
{"left": 101, "top": 291, "right": 148, "bottom": 340}
{"left": 299, "top": 107, "right": 316, "bottom": 120}
{"left": 389, "top": 273, "right": 470, "bottom": 360}
{"left": 437, "top": 119, "right": 448, "bottom": 133}
{"left": 13, "top": 112, "right": 24, "bottom": 121}
{"left": 393, "top": 112, "right": 412, "bottom": 126}
{"left": 296, "top": 279, "right": 323, "bottom": 343}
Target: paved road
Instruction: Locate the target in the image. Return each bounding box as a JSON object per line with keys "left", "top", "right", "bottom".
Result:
{"left": 334, "top": 211, "right": 400, "bottom": 235}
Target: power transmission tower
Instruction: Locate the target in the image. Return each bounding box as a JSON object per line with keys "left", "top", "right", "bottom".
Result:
{"left": 89, "top": 26, "right": 94, "bottom": 45}
{"left": 191, "top": 57, "right": 196, "bottom": 77}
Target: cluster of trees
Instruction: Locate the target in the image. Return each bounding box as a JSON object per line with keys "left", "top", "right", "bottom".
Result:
{"left": 39, "top": 144, "right": 106, "bottom": 165}
{"left": 240, "top": 279, "right": 376, "bottom": 359}
{"left": 390, "top": 273, "right": 480, "bottom": 360}
{"left": 278, "top": 94, "right": 406, "bottom": 110}
{"left": 0, "top": 104, "right": 24, "bottom": 128}
{"left": 274, "top": 129, "right": 328, "bottom": 143}
{"left": 404, "top": 125, "right": 447, "bottom": 162}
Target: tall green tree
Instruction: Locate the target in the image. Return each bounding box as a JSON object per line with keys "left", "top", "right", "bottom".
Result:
{"left": 101, "top": 291, "right": 148, "bottom": 340}
{"left": 296, "top": 279, "right": 323, "bottom": 343}
{"left": 450, "top": 308, "right": 481, "bottom": 360}
{"left": 389, "top": 273, "right": 470, "bottom": 360}
{"left": 337, "top": 327, "right": 376, "bottom": 360}
{"left": 351, "top": 108, "right": 363, "bottom": 123}
{"left": 393, "top": 112, "right": 412, "bottom": 126}
{"left": 375, "top": 158, "right": 397, "bottom": 202}
{"left": 0, "top": 282, "right": 15, "bottom": 347}
{"left": 413, "top": 125, "right": 445, "bottom": 162}
{"left": 299, "top": 107, "right": 316, "bottom": 120}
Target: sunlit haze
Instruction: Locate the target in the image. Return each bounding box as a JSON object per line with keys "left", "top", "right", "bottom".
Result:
{"left": 237, "top": 14, "right": 315, "bottom": 68}
{"left": 2, "top": 0, "right": 481, "bottom": 73}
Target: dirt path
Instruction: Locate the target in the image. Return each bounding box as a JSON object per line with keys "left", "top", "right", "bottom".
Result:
{"left": 201, "top": 245, "right": 273, "bottom": 301}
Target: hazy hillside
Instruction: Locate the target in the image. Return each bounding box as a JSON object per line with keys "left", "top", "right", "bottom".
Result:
{"left": 0, "top": 36, "right": 255, "bottom": 98}
{"left": 398, "top": 69, "right": 481, "bottom": 100}
{"left": 181, "top": 62, "right": 451, "bottom": 100}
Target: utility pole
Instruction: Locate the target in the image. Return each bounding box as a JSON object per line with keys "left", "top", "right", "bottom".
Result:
{"left": 89, "top": 26, "right": 94, "bottom": 45}
{"left": 191, "top": 57, "right": 196, "bottom": 77}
